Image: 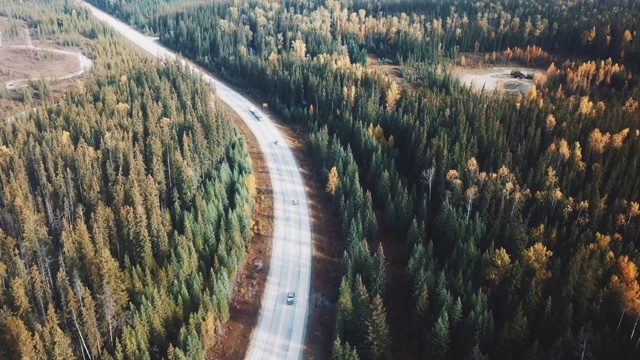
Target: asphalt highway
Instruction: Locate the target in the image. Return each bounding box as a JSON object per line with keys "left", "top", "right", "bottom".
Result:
{"left": 84, "top": 3, "right": 312, "bottom": 359}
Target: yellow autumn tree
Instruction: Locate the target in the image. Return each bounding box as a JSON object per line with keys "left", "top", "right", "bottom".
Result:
{"left": 368, "top": 123, "right": 388, "bottom": 146}
{"left": 385, "top": 81, "right": 400, "bottom": 111}
{"left": 578, "top": 96, "right": 593, "bottom": 115}
{"left": 487, "top": 247, "right": 511, "bottom": 286}
{"left": 545, "top": 114, "right": 556, "bottom": 131}
{"left": 0, "top": 315, "right": 36, "bottom": 359}
{"left": 268, "top": 51, "right": 281, "bottom": 64}
{"left": 623, "top": 98, "right": 639, "bottom": 113}
{"left": 596, "top": 232, "right": 612, "bottom": 249}
{"left": 583, "top": 26, "right": 596, "bottom": 43}
{"left": 526, "top": 84, "right": 537, "bottom": 102}
{"left": 611, "top": 128, "right": 630, "bottom": 148}
{"left": 523, "top": 242, "right": 553, "bottom": 290}
{"left": 292, "top": 39, "right": 307, "bottom": 60}
{"left": 327, "top": 166, "right": 339, "bottom": 195}
{"left": 623, "top": 201, "right": 640, "bottom": 229}
{"left": 10, "top": 278, "right": 30, "bottom": 316}
{"left": 201, "top": 311, "right": 216, "bottom": 353}
{"left": 446, "top": 169, "right": 462, "bottom": 189}
{"left": 550, "top": 138, "right": 570, "bottom": 166}
{"left": 245, "top": 173, "right": 257, "bottom": 197}
{"left": 467, "top": 157, "right": 479, "bottom": 178}
{"left": 588, "top": 128, "right": 610, "bottom": 154}
{"left": 610, "top": 255, "right": 640, "bottom": 314}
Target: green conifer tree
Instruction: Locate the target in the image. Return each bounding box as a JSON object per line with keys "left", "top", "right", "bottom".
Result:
{"left": 365, "top": 294, "right": 391, "bottom": 360}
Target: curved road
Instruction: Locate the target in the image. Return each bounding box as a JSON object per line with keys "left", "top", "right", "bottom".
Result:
{"left": 84, "top": 3, "right": 312, "bottom": 359}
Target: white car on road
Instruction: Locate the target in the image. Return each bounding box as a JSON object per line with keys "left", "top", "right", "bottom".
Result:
{"left": 249, "top": 106, "right": 263, "bottom": 121}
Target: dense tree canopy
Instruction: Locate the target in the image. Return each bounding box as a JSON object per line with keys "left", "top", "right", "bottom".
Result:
{"left": 0, "top": 1, "right": 254, "bottom": 358}
{"left": 82, "top": 0, "right": 640, "bottom": 358}
{"left": 18, "top": 0, "right": 640, "bottom": 358}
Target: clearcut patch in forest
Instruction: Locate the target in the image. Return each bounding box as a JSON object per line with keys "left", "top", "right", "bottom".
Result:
{"left": 0, "top": 18, "right": 67, "bottom": 82}
{"left": 367, "top": 54, "right": 405, "bottom": 84}
{"left": 452, "top": 65, "right": 542, "bottom": 93}
{"left": 0, "top": 48, "right": 80, "bottom": 85}
{"left": 0, "top": 17, "right": 89, "bottom": 95}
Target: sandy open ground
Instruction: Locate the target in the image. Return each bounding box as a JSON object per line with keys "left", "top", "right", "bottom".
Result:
{"left": 0, "top": 48, "right": 80, "bottom": 83}
{"left": 1, "top": 18, "right": 92, "bottom": 122}
{"left": 0, "top": 17, "right": 92, "bottom": 92}
{"left": 452, "top": 66, "right": 541, "bottom": 93}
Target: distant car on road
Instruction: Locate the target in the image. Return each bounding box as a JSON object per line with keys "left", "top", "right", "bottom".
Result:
{"left": 250, "top": 106, "right": 263, "bottom": 121}
{"left": 293, "top": 199, "right": 299, "bottom": 205}
{"left": 287, "top": 292, "right": 295, "bottom": 305}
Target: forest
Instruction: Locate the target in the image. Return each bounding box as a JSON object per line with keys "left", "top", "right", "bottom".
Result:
{"left": 0, "top": 0, "right": 254, "bottom": 359}
{"left": 83, "top": 0, "right": 640, "bottom": 358}
{"left": 1, "top": 0, "right": 640, "bottom": 358}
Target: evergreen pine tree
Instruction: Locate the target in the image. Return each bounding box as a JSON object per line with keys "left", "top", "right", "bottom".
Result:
{"left": 364, "top": 294, "right": 391, "bottom": 360}
{"left": 369, "top": 243, "right": 387, "bottom": 300}
{"left": 352, "top": 275, "right": 372, "bottom": 353}
{"left": 335, "top": 277, "right": 354, "bottom": 342}
{"left": 426, "top": 311, "right": 450, "bottom": 360}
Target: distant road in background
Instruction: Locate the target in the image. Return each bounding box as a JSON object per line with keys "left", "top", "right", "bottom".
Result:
{"left": 84, "top": 3, "right": 312, "bottom": 359}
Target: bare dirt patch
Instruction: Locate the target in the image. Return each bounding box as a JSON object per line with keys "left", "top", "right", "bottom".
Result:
{"left": 1, "top": 18, "right": 92, "bottom": 120}
{"left": 451, "top": 65, "right": 542, "bottom": 94}
{"left": 0, "top": 48, "right": 80, "bottom": 83}
{"left": 368, "top": 54, "right": 404, "bottom": 84}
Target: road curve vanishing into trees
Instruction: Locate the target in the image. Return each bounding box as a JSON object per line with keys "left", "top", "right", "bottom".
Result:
{"left": 84, "top": 3, "right": 312, "bottom": 359}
